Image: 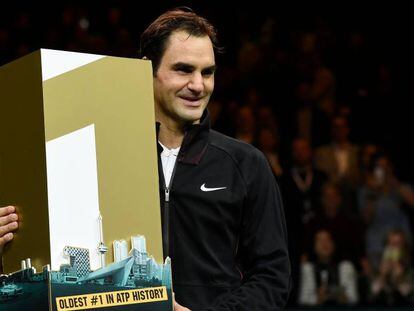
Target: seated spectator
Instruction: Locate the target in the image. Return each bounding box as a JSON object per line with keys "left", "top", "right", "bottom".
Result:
{"left": 304, "top": 182, "right": 364, "bottom": 266}
{"left": 280, "top": 138, "right": 327, "bottom": 302}
{"left": 314, "top": 116, "right": 360, "bottom": 211}
{"left": 282, "top": 138, "right": 327, "bottom": 226}
{"left": 358, "top": 153, "right": 414, "bottom": 270}
{"left": 370, "top": 229, "right": 414, "bottom": 306}
{"left": 298, "top": 229, "right": 359, "bottom": 306}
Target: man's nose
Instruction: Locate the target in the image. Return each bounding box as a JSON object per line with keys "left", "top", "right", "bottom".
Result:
{"left": 188, "top": 72, "right": 204, "bottom": 93}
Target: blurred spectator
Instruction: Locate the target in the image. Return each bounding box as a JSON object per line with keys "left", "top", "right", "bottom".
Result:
{"left": 370, "top": 229, "right": 414, "bottom": 306}
{"left": 280, "top": 138, "right": 327, "bottom": 302}
{"left": 237, "top": 41, "right": 262, "bottom": 77}
{"left": 305, "top": 183, "right": 364, "bottom": 266}
{"left": 244, "top": 87, "right": 262, "bottom": 111}
{"left": 358, "top": 153, "right": 414, "bottom": 269}
{"left": 257, "top": 105, "right": 278, "bottom": 133}
{"left": 293, "top": 31, "right": 337, "bottom": 147}
{"left": 282, "top": 138, "right": 327, "bottom": 227}
{"left": 295, "top": 82, "right": 314, "bottom": 142}
{"left": 257, "top": 127, "right": 283, "bottom": 177}
{"left": 360, "top": 143, "right": 379, "bottom": 176}
{"left": 234, "top": 106, "right": 256, "bottom": 144}
{"left": 311, "top": 62, "right": 336, "bottom": 123}
{"left": 315, "top": 116, "right": 360, "bottom": 186}
{"left": 315, "top": 116, "right": 360, "bottom": 211}
{"left": 298, "top": 229, "right": 358, "bottom": 306}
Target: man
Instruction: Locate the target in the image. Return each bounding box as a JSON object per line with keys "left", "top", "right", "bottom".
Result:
{"left": 280, "top": 138, "right": 326, "bottom": 303}
{"left": 298, "top": 229, "right": 358, "bottom": 306}
{"left": 314, "top": 116, "right": 360, "bottom": 214}
{"left": 314, "top": 116, "right": 360, "bottom": 187}
{"left": 0, "top": 8, "right": 290, "bottom": 310}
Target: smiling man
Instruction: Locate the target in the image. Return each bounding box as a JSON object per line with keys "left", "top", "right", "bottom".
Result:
{"left": 0, "top": 8, "right": 290, "bottom": 310}
{"left": 153, "top": 30, "right": 216, "bottom": 129}
{"left": 141, "top": 8, "right": 291, "bottom": 310}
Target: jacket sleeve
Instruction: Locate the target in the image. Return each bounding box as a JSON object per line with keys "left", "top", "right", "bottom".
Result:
{"left": 202, "top": 150, "right": 291, "bottom": 310}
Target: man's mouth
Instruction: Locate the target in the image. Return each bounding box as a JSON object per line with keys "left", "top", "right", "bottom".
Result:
{"left": 180, "top": 96, "right": 203, "bottom": 107}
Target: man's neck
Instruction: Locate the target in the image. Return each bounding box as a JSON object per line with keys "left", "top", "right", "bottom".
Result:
{"left": 158, "top": 123, "right": 185, "bottom": 149}
{"left": 156, "top": 114, "right": 185, "bottom": 149}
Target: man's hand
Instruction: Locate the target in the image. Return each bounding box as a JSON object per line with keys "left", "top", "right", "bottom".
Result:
{"left": 0, "top": 206, "right": 19, "bottom": 251}
{"left": 174, "top": 300, "right": 191, "bottom": 311}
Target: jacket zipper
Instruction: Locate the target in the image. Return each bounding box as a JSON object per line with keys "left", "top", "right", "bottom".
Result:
{"left": 163, "top": 186, "right": 170, "bottom": 258}
{"left": 161, "top": 151, "right": 179, "bottom": 259}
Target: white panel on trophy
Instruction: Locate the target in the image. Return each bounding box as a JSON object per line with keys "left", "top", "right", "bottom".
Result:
{"left": 46, "top": 124, "right": 102, "bottom": 271}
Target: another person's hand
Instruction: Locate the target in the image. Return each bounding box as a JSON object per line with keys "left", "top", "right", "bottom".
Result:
{"left": 0, "top": 206, "right": 19, "bottom": 252}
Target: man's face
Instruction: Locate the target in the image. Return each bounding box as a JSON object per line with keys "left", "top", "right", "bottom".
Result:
{"left": 314, "top": 230, "right": 335, "bottom": 260}
{"left": 153, "top": 30, "right": 216, "bottom": 125}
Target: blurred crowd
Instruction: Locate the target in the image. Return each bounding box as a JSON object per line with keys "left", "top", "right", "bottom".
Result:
{"left": 1, "top": 3, "right": 413, "bottom": 308}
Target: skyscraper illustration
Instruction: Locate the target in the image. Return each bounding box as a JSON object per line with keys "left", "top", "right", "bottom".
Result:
{"left": 113, "top": 240, "right": 128, "bottom": 262}
{"left": 131, "top": 235, "right": 146, "bottom": 253}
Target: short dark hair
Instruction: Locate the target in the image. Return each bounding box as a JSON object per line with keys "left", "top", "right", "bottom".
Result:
{"left": 140, "top": 8, "right": 221, "bottom": 74}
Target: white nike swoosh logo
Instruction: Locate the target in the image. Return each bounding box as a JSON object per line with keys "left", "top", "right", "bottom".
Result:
{"left": 200, "top": 183, "right": 227, "bottom": 192}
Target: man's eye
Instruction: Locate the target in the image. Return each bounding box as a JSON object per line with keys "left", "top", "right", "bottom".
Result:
{"left": 176, "top": 68, "right": 192, "bottom": 73}
{"left": 202, "top": 70, "right": 214, "bottom": 76}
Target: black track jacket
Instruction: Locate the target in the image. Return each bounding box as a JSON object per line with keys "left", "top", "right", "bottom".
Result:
{"left": 157, "top": 111, "right": 290, "bottom": 310}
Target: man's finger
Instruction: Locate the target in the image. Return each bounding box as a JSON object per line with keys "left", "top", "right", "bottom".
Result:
{"left": 0, "top": 206, "right": 15, "bottom": 217}
{"left": 0, "top": 213, "right": 18, "bottom": 227}
{"left": 0, "top": 221, "right": 18, "bottom": 237}
{"left": 0, "top": 232, "right": 14, "bottom": 246}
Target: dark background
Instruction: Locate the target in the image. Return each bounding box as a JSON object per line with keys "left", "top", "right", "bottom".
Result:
{"left": 1, "top": 2, "right": 412, "bottom": 180}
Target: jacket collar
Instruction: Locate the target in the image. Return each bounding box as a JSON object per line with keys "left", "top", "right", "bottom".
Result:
{"left": 156, "top": 110, "right": 210, "bottom": 165}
